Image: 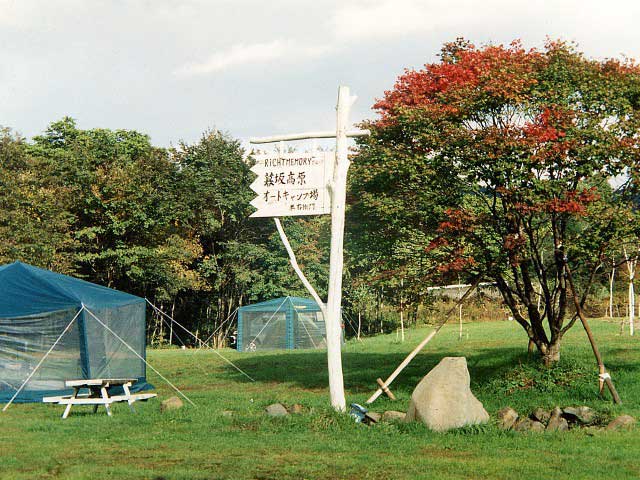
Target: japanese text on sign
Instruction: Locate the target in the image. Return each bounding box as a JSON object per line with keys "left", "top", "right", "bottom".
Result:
{"left": 249, "top": 151, "right": 333, "bottom": 217}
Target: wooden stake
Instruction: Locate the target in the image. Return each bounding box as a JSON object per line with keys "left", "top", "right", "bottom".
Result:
{"left": 366, "top": 276, "right": 482, "bottom": 405}
{"left": 376, "top": 378, "right": 396, "bottom": 400}
{"left": 562, "top": 252, "right": 622, "bottom": 404}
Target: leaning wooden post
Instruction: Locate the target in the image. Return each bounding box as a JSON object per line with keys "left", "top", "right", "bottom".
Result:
{"left": 562, "top": 250, "right": 622, "bottom": 404}
{"left": 366, "top": 276, "right": 482, "bottom": 405}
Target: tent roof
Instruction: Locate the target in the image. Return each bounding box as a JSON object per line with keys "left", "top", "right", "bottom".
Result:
{"left": 0, "top": 261, "right": 143, "bottom": 318}
{"left": 239, "top": 296, "right": 322, "bottom": 312}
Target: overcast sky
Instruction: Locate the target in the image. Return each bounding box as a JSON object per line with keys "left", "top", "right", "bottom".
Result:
{"left": 2, "top": 0, "right": 640, "bottom": 147}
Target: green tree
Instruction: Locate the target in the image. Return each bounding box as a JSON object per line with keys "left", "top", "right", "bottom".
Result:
{"left": 0, "top": 127, "right": 76, "bottom": 270}
{"left": 351, "top": 39, "right": 640, "bottom": 364}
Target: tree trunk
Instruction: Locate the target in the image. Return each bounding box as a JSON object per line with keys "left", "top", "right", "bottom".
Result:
{"left": 629, "top": 280, "right": 635, "bottom": 336}
{"left": 542, "top": 342, "right": 560, "bottom": 366}
{"left": 609, "top": 264, "right": 615, "bottom": 318}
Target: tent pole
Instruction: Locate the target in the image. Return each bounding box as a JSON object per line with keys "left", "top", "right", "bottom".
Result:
{"left": 3, "top": 306, "right": 84, "bottom": 412}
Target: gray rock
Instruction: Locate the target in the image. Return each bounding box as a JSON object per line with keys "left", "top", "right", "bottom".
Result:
{"left": 265, "top": 403, "right": 289, "bottom": 417}
{"left": 405, "top": 357, "right": 489, "bottom": 432}
{"left": 514, "top": 418, "right": 545, "bottom": 432}
{"left": 221, "top": 410, "right": 233, "bottom": 417}
{"left": 496, "top": 407, "right": 519, "bottom": 430}
{"left": 531, "top": 408, "right": 550, "bottom": 424}
{"left": 289, "top": 404, "right": 304, "bottom": 414}
{"left": 364, "top": 412, "right": 381, "bottom": 424}
{"left": 382, "top": 410, "right": 407, "bottom": 422}
{"left": 546, "top": 407, "right": 569, "bottom": 432}
{"left": 563, "top": 406, "right": 595, "bottom": 424}
{"left": 160, "top": 396, "right": 183, "bottom": 412}
{"left": 606, "top": 415, "right": 635, "bottom": 431}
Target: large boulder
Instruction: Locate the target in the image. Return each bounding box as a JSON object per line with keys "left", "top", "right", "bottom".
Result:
{"left": 405, "top": 357, "right": 489, "bottom": 432}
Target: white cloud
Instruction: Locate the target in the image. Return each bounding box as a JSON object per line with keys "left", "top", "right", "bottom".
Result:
{"left": 331, "top": 0, "right": 437, "bottom": 40}
{"left": 174, "top": 39, "right": 331, "bottom": 76}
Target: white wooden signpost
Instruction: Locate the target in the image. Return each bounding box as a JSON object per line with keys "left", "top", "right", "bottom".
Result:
{"left": 249, "top": 151, "right": 334, "bottom": 217}
{"left": 249, "top": 86, "right": 369, "bottom": 411}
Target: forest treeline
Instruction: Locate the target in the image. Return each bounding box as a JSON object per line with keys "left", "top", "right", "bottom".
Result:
{"left": 0, "top": 118, "right": 345, "bottom": 344}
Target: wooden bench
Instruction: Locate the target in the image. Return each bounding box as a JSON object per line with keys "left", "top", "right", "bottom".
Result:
{"left": 43, "top": 378, "right": 156, "bottom": 419}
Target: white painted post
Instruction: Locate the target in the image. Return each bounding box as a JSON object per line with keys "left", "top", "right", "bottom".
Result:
{"left": 630, "top": 279, "right": 635, "bottom": 336}
{"left": 324, "top": 86, "right": 354, "bottom": 411}
{"left": 609, "top": 261, "right": 615, "bottom": 318}
{"left": 400, "top": 278, "right": 405, "bottom": 342}
{"left": 624, "top": 247, "right": 636, "bottom": 336}
{"left": 248, "top": 86, "right": 369, "bottom": 411}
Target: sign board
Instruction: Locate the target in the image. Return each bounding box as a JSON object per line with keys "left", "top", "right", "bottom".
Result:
{"left": 249, "top": 151, "right": 334, "bottom": 217}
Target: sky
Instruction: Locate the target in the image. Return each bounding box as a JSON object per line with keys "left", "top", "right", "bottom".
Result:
{"left": 2, "top": 0, "right": 640, "bottom": 147}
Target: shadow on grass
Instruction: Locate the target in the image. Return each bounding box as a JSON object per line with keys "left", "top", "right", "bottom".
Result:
{"left": 229, "top": 346, "right": 529, "bottom": 394}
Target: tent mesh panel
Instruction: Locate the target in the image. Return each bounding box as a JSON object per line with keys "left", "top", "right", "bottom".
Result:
{"left": 237, "top": 297, "right": 330, "bottom": 352}
{"left": 0, "top": 262, "right": 151, "bottom": 402}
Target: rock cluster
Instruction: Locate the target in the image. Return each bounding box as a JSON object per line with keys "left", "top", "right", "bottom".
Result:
{"left": 264, "top": 403, "right": 306, "bottom": 416}
{"left": 497, "top": 405, "right": 634, "bottom": 432}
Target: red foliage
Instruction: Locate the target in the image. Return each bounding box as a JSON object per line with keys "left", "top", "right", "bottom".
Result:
{"left": 437, "top": 254, "right": 476, "bottom": 274}
{"left": 437, "top": 208, "right": 476, "bottom": 233}
{"left": 544, "top": 188, "right": 601, "bottom": 215}
{"left": 373, "top": 41, "right": 543, "bottom": 125}
{"left": 523, "top": 107, "right": 571, "bottom": 143}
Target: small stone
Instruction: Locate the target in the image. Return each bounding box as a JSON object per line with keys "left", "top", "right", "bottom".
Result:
{"left": 530, "top": 408, "right": 550, "bottom": 424}
{"left": 546, "top": 407, "right": 569, "bottom": 432}
{"left": 160, "top": 396, "right": 183, "bottom": 412}
{"left": 289, "top": 404, "right": 304, "bottom": 414}
{"left": 265, "top": 403, "right": 289, "bottom": 417}
{"left": 382, "top": 410, "right": 406, "bottom": 422}
{"left": 222, "top": 410, "right": 233, "bottom": 417}
{"left": 563, "top": 406, "right": 595, "bottom": 424}
{"left": 364, "top": 412, "right": 381, "bottom": 424}
{"left": 606, "top": 415, "right": 635, "bottom": 431}
{"left": 496, "top": 407, "right": 519, "bottom": 430}
{"left": 514, "top": 418, "right": 544, "bottom": 432}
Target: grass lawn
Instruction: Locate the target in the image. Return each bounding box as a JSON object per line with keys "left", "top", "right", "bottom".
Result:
{"left": 1, "top": 319, "right": 639, "bottom": 479}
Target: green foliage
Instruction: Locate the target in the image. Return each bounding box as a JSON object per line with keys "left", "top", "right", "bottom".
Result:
{"left": 0, "top": 120, "right": 333, "bottom": 344}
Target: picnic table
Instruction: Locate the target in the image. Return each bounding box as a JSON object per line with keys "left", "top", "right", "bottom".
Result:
{"left": 43, "top": 378, "right": 156, "bottom": 419}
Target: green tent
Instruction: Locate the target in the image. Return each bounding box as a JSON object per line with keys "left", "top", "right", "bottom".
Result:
{"left": 0, "top": 262, "right": 151, "bottom": 402}
{"left": 237, "top": 297, "right": 329, "bottom": 352}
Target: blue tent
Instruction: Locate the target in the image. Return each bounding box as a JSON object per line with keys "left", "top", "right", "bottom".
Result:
{"left": 237, "top": 297, "right": 328, "bottom": 352}
{"left": 0, "top": 261, "right": 151, "bottom": 402}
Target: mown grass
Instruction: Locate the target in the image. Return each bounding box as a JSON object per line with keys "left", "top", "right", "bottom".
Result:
{"left": 1, "top": 319, "right": 639, "bottom": 479}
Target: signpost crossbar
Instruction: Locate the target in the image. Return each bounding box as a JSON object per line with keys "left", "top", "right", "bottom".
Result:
{"left": 250, "top": 129, "right": 369, "bottom": 144}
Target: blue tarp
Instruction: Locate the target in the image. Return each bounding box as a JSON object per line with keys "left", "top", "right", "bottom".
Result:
{"left": 0, "top": 262, "right": 151, "bottom": 402}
